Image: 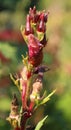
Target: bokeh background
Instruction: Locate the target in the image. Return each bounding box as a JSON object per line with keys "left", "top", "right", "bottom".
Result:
{"left": 0, "top": 0, "right": 71, "bottom": 130}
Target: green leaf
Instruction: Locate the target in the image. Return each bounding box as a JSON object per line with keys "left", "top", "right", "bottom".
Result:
{"left": 34, "top": 90, "right": 56, "bottom": 110}
{"left": 10, "top": 74, "right": 21, "bottom": 93}
{"left": 40, "top": 90, "right": 56, "bottom": 105}
{"left": 37, "top": 31, "right": 44, "bottom": 41}
{"left": 20, "top": 25, "right": 28, "bottom": 44}
{"left": 35, "top": 116, "right": 48, "bottom": 130}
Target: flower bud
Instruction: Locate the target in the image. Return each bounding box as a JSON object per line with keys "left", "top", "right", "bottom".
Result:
{"left": 29, "top": 49, "right": 43, "bottom": 67}
{"left": 29, "top": 6, "right": 39, "bottom": 24}
{"left": 44, "top": 13, "right": 48, "bottom": 23}
{"left": 27, "top": 34, "right": 43, "bottom": 58}
{"left": 37, "top": 20, "right": 46, "bottom": 33}
{"left": 33, "top": 6, "right": 36, "bottom": 14}
{"left": 39, "top": 11, "right": 49, "bottom": 23}
{"left": 25, "top": 14, "right": 33, "bottom": 35}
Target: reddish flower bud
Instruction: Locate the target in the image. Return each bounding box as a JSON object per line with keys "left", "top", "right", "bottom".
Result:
{"left": 29, "top": 6, "right": 36, "bottom": 16}
{"left": 29, "top": 7, "right": 35, "bottom": 17}
{"left": 27, "top": 34, "right": 43, "bottom": 58}
{"left": 29, "top": 7, "right": 32, "bottom": 14}
{"left": 39, "top": 12, "right": 49, "bottom": 23}
{"left": 39, "top": 13, "right": 44, "bottom": 20}
{"left": 44, "top": 13, "right": 48, "bottom": 23}
{"left": 33, "top": 14, "right": 39, "bottom": 23}
{"left": 33, "top": 6, "right": 36, "bottom": 13}
{"left": 29, "top": 7, "right": 35, "bottom": 22}
{"left": 25, "top": 15, "right": 33, "bottom": 35}
{"left": 29, "top": 6, "right": 39, "bottom": 23}
{"left": 37, "top": 20, "right": 46, "bottom": 33}
{"left": 29, "top": 50, "right": 43, "bottom": 67}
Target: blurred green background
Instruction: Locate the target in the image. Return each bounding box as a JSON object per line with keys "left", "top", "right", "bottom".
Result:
{"left": 0, "top": 0, "right": 71, "bottom": 130}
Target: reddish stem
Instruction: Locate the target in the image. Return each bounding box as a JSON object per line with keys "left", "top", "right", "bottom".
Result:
{"left": 14, "top": 127, "right": 21, "bottom": 130}
{"left": 20, "top": 115, "right": 27, "bottom": 130}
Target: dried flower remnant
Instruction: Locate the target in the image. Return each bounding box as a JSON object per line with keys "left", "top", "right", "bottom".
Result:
{"left": 30, "top": 77, "right": 43, "bottom": 103}
{"left": 7, "top": 6, "right": 56, "bottom": 130}
{"left": 7, "top": 94, "right": 19, "bottom": 128}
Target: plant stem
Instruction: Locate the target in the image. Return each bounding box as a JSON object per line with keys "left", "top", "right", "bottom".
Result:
{"left": 20, "top": 110, "right": 28, "bottom": 130}
{"left": 14, "top": 127, "right": 21, "bottom": 130}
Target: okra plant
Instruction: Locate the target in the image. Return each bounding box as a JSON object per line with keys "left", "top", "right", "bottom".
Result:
{"left": 7, "top": 6, "right": 56, "bottom": 130}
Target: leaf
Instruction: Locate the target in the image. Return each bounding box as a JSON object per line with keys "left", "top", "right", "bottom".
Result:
{"left": 20, "top": 25, "right": 28, "bottom": 44}
{"left": 35, "top": 116, "right": 48, "bottom": 130}
{"left": 37, "top": 31, "right": 44, "bottom": 41}
{"left": 22, "top": 54, "right": 28, "bottom": 67}
{"left": 40, "top": 90, "right": 56, "bottom": 105}
{"left": 10, "top": 74, "right": 21, "bottom": 93}
{"left": 34, "top": 89, "right": 56, "bottom": 110}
